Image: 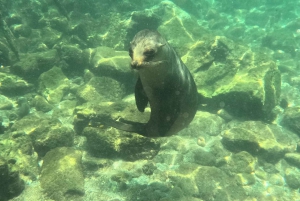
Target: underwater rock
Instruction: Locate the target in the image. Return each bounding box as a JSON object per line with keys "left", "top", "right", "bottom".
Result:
{"left": 125, "top": 9, "right": 161, "bottom": 46}
{"left": 76, "top": 76, "right": 126, "bottom": 103}
{"left": 10, "top": 112, "right": 50, "bottom": 134}
{"left": 83, "top": 46, "right": 133, "bottom": 84}
{"left": 51, "top": 100, "right": 77, "bottom": 125}
{"left": 73, "top": 101, "right": 123, "bottom": 134}
{"left": 280, "top": 106, "right": 300, "bottom": 136}
{"left": 155, "top": 1, "right": 208, "bottom": 54}
{"left": 168, "top": 165, "right": 246, "bottom": 201}
{"left": 222, "top": 151, "right": 255, "bottom": 175}
{"left": 128, "top": 181, "right": 186, "bottom": 201}
{"left": 280, "top": 82, "right": 300, "bottom": 108}
{"left": 31, "top": 125, "right": 75, "bottom": 157}
{"left": 0, "top": 94, "right": 13, "bottom": 110}
{"left": 155, "top": 137, "right": 188, "bottom": 165}
{"left": 73, "top": 97, "right": 149, "bottom": 135}
{"left": 285, "top": 168, "right": 300, "bottom": 189}
{"left": 0, "top": 40, "right": 10, "bottom": 66}
{"left": 225, "top": 25, "right": 246, "bottom": 40}
{"left": 83, "top": 127, "right": 160, "bottom": 161}
{"left": 0, "top": 131, "right": 39, "bottom": 196}
{"left": 38, "top": 66, "right": 70, "bottom": 104}
{"left": 57, "top": 44, "right": 85, "bottom": 75}
{"left": 0, "top": 157, "right": 9, "bottom": 198}
{"left": 190, "top": 37, "right": 280, "bottom": 122}
{"left": 142, "top": 162, "right": 157, "bottom": 175}
{"left": 262, "top": 28, "right": 296, "bottom": 57}
{"left": 11, "top": 24, "right": 32, "bottom": 38}
{"left": 32, "top": 95, "right": 53, "bottom": 112}
{"left": 208, "top": 17, "right": 229, "bottom": 30}
{"left": 40, "top": 147, "right": 84, "bottom": 200}
{"left": 222, "top": 121, "right": 298, "bottom": 163}
{"left": 10, "top": 131, "right": 34, "bottom": 156}
{"left": 0, "top": 72, "right": 34, "bottom": 96}
{"left": 180, "top": 111, "right": 225, "bottom": 137}
{"left": 11, "top": 49, "right": 59, "bottom": 80}
{"left": 193, "top": 148, "right": 217, "bottom": 166}
{"left": 0, "top": 157, "right": 25, "bottom": 200}
{"left": 235, "top": 173, "right": 256, "bottom": 186}
{"left": 10, "top": 112, "right": 75, "bottom": 157}
{"left": 154, "top": 112, "right": 229, "bottom": 168}
{"left": 48, "top": 17, "right": 69, "bottom": 33}
{"left": 6, "top": 13, "right": 23, "bottom": 26}
{"left": 194, "top": 166, "right": 246, "bottom": 200}
{"left": 40, "top": 26, "right": 62, "bottom": 48}
{"left": 156, "top": 129, "right": 229, "bottom": 169}
{"left": 284, "top": 153, "right": 300, "bottom": 169}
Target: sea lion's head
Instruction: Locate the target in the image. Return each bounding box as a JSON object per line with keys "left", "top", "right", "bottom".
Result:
{"left": 129, "top": 29, "right": 167, "bottom": 70}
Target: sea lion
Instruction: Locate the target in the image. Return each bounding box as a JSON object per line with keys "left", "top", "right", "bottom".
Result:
{"left": 107, "top": 29, "right": 198, "bottom": 137}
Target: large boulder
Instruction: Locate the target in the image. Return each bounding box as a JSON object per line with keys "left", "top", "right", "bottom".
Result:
{"left": 83, "top": 46, "right": 134, "bottom": 86}
{"left": 11, "top": 49, "right": 59, "bottom": 80}
{"left": 0, "top": 157, "right": 25, "bottom": 200}
{"left": 0, "top": 132, "right": 39, "bottom": 197}
{"left": 221, "top": 121, "right": 298, "bottom": 163}
{"left": 40, "top": 147, "right": 84, "bottom": 201}
{"left": 73, "top": 98, "right": 149, "bottom": 134}
{"left": 38, "top": 66, "right": 70, "bottom": 104}
{"left": 0, "top": 94, "right": 13, "bottom": 110}
{"left": 83, "top": 127, "right": 160, "bottom": 161}
{"left": 76, "top": 75, "right": 126, "bottom": 103}
{"left": 0, "top": 72, "right": 34, "bottom": 96}
{"left": 11, "top": 113, "right": 75, "bottom": 157}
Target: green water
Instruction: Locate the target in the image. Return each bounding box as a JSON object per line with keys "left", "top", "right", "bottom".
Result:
{"left": 0, "top": 0, "right": 299, "bottom": 201}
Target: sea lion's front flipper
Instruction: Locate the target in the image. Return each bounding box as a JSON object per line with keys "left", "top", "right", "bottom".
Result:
{"left": 104, "top": 118, "right": 147, "bottom": 136}
{"left": 135, "top": 77, "right": 148, "bottom": 112}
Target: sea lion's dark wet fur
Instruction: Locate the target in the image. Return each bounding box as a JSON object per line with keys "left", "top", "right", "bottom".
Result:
{"left": 108, "top": 29, "right": 198, "bottom": 137}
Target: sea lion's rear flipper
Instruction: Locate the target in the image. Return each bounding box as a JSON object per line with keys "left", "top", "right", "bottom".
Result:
{"left": 104, "top": 118, "right": 147, "bottom": 136}
{"left": 135, "top": 77, "right": 148, "bottom": 112}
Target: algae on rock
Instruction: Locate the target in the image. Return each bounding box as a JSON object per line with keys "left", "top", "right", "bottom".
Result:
{"left": 38, "top": 66, "right": 70, "bottom": 104}
{"left": 40, "top": 147, "right": 84, "bottom": 200}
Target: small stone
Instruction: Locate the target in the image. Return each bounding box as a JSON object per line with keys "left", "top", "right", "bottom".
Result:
{"left": 197, "top": 137, "right": 206, "bottom": 147}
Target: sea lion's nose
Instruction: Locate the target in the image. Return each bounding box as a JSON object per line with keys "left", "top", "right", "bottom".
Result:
{"left": 131, "top": 60, "right": 141, "bottom": 69}
{"left": 131, "top": 61, "right": 137, "bottom": 69}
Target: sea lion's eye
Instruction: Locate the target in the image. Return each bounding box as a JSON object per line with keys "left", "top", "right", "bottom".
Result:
{"left": 129, "top": 48, "right": 133, "bottom": 58}
{"left": 144, "top": 49, "right": 155, "bottom": 56}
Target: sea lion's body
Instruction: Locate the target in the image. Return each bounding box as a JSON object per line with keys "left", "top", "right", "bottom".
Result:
{"left": 109, "top": 29, "right": 198, "bottom": 137}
